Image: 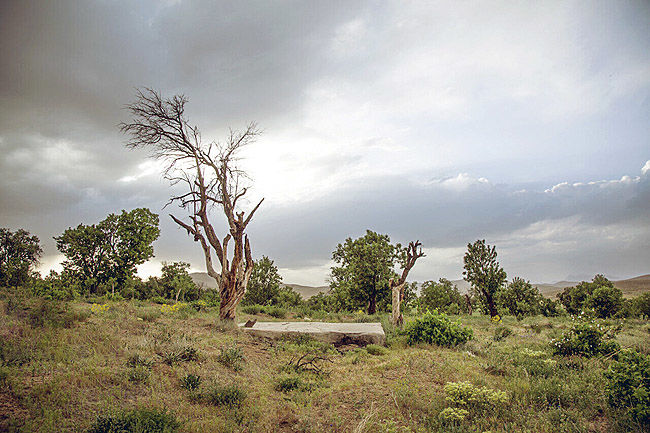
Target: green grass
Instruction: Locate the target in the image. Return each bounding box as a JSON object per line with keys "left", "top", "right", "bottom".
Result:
{"left": 0, "top": 293, "right": 648, "bottom": 432}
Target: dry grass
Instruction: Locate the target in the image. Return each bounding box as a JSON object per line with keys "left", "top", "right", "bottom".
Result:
{"left": 1, "top": 296, "right": 648, "bottom": 432}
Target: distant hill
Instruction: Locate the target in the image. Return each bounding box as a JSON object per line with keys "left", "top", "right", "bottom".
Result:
{"left": 189, "top": 272, "right": 329, "bottom": 300}
{"left": 191, "top": 272, "right": 649, "bottom": 300}
{"left": 189, "top": 272, "right": 218, "bottom": 289}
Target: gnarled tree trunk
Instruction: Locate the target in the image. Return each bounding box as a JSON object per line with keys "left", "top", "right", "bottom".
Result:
{"left": 390, "top": 241, "right": 425, "bottom": 327}
{"left": 121, "top": 88, "right": 263, "bottom": 322}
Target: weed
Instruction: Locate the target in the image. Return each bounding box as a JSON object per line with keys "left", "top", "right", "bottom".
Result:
{"left": 493, "top": 325, "right": 512, "bottom": 341}
{"left": 275, "top": 375, "right": 303, "bottom": 392}
{"left": 180, "top": 374, "right": 201, "bottom": 391}
{"left": 127, "top": 354, "right": 154, "bottom": 369}
{"left": 88, "top": 407, "right": 181, "bottom": 433}
{"left": 217, "top": 344, "right": 244, "bottom": 371}
{"left": 365, "top": 344, "right": 388, "bottom": 356}
{"left": 137, "top": 309, "right": 161, "bottom": 322}
{"left": 128, "top": 366, "right": 151, "bottom": 384}
{"left": 203, "top": 384, "right": 247, "bottom": 407}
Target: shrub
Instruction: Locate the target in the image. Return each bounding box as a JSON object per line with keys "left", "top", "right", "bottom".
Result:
{"left": 604, "top": 349, "right": 650, "bottom": 424}
{"left": 126, "top": 355, "right": 154, "bottom": 369}
{"left": 493, "top": 325, "right": 512, "bottom": 342}
{"left": 161, "top": 352, "right": 181, "bottom": 366}
{"left": 550, "top": 321, "right": 619, "bottom": 357}
{"left": 444, "top": 381, "right": 508, "bottom": 414}
{"left": 180, "top": 374, "right": 201, "bottom": 391}
{"left": 241, "top": 305, "right": 262, "bottom": 315}
{"left": 403, "top": 311, "right": 473, "bottom": 347}
{"left": 179, "top": 346, "right": 199, "bottom": 362}
{"left": 203, "top": 384, "right": 247, "bottom": 407}
{"left": 266, "top": 306, "right": 287, "bottom": 319}
{"left": 365, "top": 344, "right": 388, "bottom": 356}
{"left": 88, "top": 407, "right": 181, "bottom": 433}
{"left": 275, "top": 375, "right": 303, "bottom": 392}
{"left": 587, "top": 286, "right": 623, "bottom": 318}
{"left": 438, "top": 407, "right": 469, "bottom": 423}
{"left": 217, "top": 344, "right": 245, "bottom": 371}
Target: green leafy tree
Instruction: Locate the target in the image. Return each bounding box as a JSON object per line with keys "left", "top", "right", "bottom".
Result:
{"left": 557, "top": 274, "right": 616, "bottom": 315}
{"left": 496, "top": 277, "right": 542, "bottom": 318}
{"left": 462, "top": 240, "right": 506, "bottom": 318}
{"left": 634, "top": 292, "right": 650, "bottom": 319}
{"left": 330, "top": 230, "right": 400, "bottom": 314}
{"left": 0, "top": 228, "right": 42, "bottom": 287}
{"left": 587, "top": 285, "right": 623, "bottom": 318}
{"left": 242, "top": 256, "right": 283, "bottom": 306}
{"left": 419, "top": 278, "right": 465, "bottom": 314}
{"left": 55, "top": 208, "right": 160, "bottom": 294}
{"left": 160, "top": 261, "right": 200, "bottom": 302}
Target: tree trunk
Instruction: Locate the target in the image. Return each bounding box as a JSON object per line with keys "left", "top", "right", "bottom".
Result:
{"left": 464, "top": 294, "right": 473, "bottom": 315}
{"left": 391, "top": 283, "right": 405, "bottom": 327}
{"left": 367, "top": 294, "right": 377, "bottom": 315}
{"left": 485, "top": 291, "right": 498, "bottom": 318}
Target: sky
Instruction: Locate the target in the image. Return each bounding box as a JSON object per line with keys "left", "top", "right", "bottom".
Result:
{"left": 1, "top": 0, "right": 649, "bottom": 286}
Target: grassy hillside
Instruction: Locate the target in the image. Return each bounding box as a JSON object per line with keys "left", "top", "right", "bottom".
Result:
{"left": 1, "top": 292, "right": 648, "bottom": 432}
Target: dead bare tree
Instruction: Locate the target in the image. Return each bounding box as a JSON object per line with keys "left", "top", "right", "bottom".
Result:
{"left": 120, "top": 88, "right": 263, "bottom": 321}
{"left": 389, "top": 241, "right": 425, "bottom": 327}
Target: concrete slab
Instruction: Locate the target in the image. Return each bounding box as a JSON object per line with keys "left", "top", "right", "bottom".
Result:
{"left": 239, "top": 321, "right": 386, "bottom": 346}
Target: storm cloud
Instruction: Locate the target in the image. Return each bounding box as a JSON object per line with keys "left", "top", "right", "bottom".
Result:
{"left": 1, "top": 0, "right": 648, "bottom": 285}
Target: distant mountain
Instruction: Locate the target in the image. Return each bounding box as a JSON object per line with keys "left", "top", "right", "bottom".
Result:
{"left": 189, "top": 272, "right": 218, "bottom": 289}
{"left": 284, "top": 283, "right": 330, "bottom": 300}
{"left": 190, "top": 272, "right": 649, "bottom": 300}
{"left": 189, "top": 272, "right": 329, "bottom": 300}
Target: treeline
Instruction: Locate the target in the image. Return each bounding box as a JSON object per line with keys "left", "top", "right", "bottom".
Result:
{"left": 2, "top": 220, "right": 649, "bottom": 320}
{"left": 0, "top": 209, "right": 218, "bottom": 306}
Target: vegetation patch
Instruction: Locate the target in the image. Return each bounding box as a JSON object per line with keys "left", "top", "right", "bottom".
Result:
{"left": 217, "top": 344, "right": 245, "bottom": 371}
{"left": 550, "top": 320, "right": 619, "bottom": 357}
{"left": 403, "top": 310, "right": 473, "bottom": 347}
{"left": 88, "top": 408, "right": 181, "bottom": 433}
{"left": 202, "top": 384, "right": 247, "bottom": 408}
{"left": 604, "top": 349, "right": 650, "bottom": 424}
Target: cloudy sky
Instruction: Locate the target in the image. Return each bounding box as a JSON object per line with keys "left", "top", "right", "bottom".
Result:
{"left": 1, "top": 0, "right": 649, "bottom": 285}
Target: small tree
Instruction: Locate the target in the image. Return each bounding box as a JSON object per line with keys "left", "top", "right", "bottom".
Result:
{"left": 121, "top": 88, "right": 263, "bottom": 321}
{"left": 0, "top": 228, "right": 42, "bottom": 287}
{"left": 55, "top": 208, "right": 160, "bottom": 294}
{"left": 160, "top": 262, "right": 200, "bottom": 302}
{"left": 557, "top": 274, "right": 617, "bottom": 315}
{"left": 496, "top": 277, "right": 542, "bottom": 318}
{"left": 390, "top": 240, "right": 425, "bottom": 327}
{"left": 330, "top": 230, "right": 398, "bottom": 314}
{"left": 242, "top": 256, "right": 282, "bottom": 306}
{"left": 463, "top": 240, "right": 506, "bottom": 318}
{"left": 587, "top": 285, "right": 623, "bottom": 318}
{"left": 419, "top": 278, "right": 465, "bottom": 315}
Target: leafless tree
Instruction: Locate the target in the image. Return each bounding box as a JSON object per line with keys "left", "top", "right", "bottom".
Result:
{"left": 389, "top": 241, "right": 425, "bottom": 327}
{"left": 120, "top": 88, "right": 263, "bottom": 321}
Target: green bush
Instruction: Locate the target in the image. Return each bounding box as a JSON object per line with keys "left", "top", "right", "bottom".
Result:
{"left": 180, "top": 374, "right": 201, "bottom": 391}
{"left": 203, "top": 384, "right": 247, "bottom": 407}
{"left": 587, "top": 286, "right": 623, "bottom": 318}
{"left": 275, "top": 375, "right": 304, "bottom": 392}
{"left": 604, "top": 349, "right": 650, "bottom": 424}
{"left": 241, "top": 305, "right": 262, "bottom": 315}
{"left": 444, "top": 381, "right": 508, "bottom": 414}
{"left": 403, "top": 311, "right": 473, "bottom": 347}
{"left": 266, "top": 306, "right": 287, "bottom": 318}
{"left": 550, "top": 321, "right": 619, "bottom": 357}
{"left": 88, "top": 408, "right": 180, "bottom": 433}
{"left": 217, "top": 344, "right": 245, "bottom": 371}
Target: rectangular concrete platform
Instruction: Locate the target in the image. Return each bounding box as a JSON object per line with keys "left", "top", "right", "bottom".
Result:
{"left": 239, "top": 321, "right": 386, "bottom": 346}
